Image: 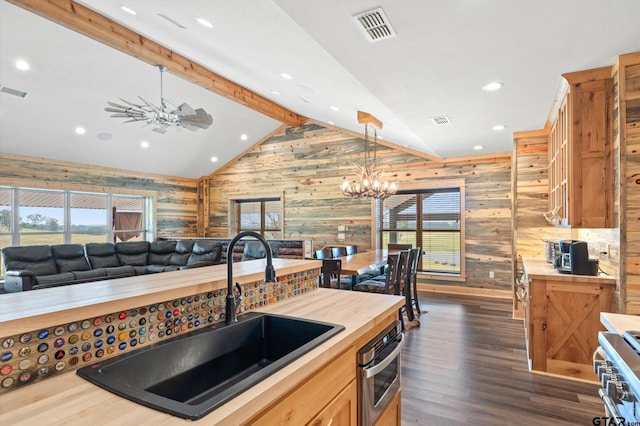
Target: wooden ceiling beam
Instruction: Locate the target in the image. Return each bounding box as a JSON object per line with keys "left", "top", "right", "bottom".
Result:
{"left": 356, "top": 111, "right": 383, "bottom": 129}
{"left": 7, "top": 0, "right": 308, "bottom": 128}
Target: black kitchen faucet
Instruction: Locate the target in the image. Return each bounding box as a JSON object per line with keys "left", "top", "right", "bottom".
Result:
{"left": 225, "top": 231, "right": 277, "bottom": 324}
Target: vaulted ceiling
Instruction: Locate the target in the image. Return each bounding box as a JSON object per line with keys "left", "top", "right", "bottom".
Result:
{"left": 2, "top": 0, "right": 640, "bottom": 179}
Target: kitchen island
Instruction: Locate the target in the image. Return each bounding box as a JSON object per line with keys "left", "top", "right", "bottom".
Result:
{"left": 521, "top": 257, "right": 616, "bottom": 382}
{"left": 0, "top": 258, "right": 404, "bottom": 425}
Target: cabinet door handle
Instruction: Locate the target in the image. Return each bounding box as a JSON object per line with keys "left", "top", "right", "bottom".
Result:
{"left": 541, "top": 323, "right": 547, "bottom": 331}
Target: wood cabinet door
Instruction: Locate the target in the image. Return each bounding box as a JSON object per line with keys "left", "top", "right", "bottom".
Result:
{"left": 374, "top": 390, "right": 401, "bottom": 426}
{"left": 308, "top": 380, "right": 357, "bottom": 426}
{"left": 568, "top": 78, "right": 613, "bottom": 227}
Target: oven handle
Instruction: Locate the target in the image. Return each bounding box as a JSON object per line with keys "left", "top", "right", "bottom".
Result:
{"left": 363, "top": 332, "right": 405, "bottom": 379}
{"left": 598, "top": 389, "right": 625, "bottom": 426}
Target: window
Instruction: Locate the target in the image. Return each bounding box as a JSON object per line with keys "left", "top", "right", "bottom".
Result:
{"left": 0, "top": 186, "right": 151, "bottom": 274}
{"left": 379, "top": 185, "right": 464, "bottom": 275}
{"left": 232, "top": 197, "right": 282, "bottom": 238}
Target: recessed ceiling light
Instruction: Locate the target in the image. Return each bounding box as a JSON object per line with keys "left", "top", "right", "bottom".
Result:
{"left": 75, "top": 127, "right": 86, "bottom": 135}
{"left": 15, "top": 60, "right": 29, "bottom": 71}
{"left": 196, "top": 18, "right": 213, "bottom": 28}
{"left": 270, "top": 90, "right": 280, "bottom": 95}
{"left": 140, "top": 141, "right": 150, "bottom": 148}
{"left": 330, "top": 106, "right": 339, "bottom": 111}
{"left": 474, "top": 145, "right": 484, "bottom": 150}
{"left": 280, "top": 72, "right": 293, "bottom": 80}
{"left": 328, "top": 121, "right": 335, "bottom": 125}
{"left": 121, "top": 5, "right": 136, "bottom": 15}
{"left": 97, "top": 132, "right": 113, "bottom": 141}
{"left": 482, "top": 81, "right": 503, "bottom": 92}
{"left": 210, "top": 156, "right": 218, "bottom": 163}
{"left": 240, "top": 134, "right": 248, "bottom": 141}
{"left": 492, "top": 124, "right": 506, "bottom": 131}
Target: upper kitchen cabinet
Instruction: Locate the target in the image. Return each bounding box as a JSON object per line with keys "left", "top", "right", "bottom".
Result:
{"left": 547, "top": 66, "right": 614, "bottom": 228}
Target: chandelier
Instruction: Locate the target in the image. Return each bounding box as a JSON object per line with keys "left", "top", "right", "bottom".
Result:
{"left": 105, "top": 65, "right": 213, "bottom": 134}
{"left": 341, "top": 111, "right": 398, "bottom": 200}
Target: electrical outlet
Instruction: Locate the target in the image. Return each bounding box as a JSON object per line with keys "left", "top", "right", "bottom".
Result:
{"left": 489, "top": 271, "right": 495, "bottom": 279}
{"left": 338, "top": 233, "right": 345, "bottom": 240}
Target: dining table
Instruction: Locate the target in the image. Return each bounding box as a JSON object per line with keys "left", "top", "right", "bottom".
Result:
{"left": 340, "top": 249, "right": 390, "bottom": 286}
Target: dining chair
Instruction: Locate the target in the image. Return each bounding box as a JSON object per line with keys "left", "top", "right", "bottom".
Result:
{"left": 331, "top": 246, "right": 347, "bottom": 258}
{"left": 315, "top": 247, "right": 332, "bottom": 259}
{"left": 353, "top": 253, "right": 401, "bottom": 295}
{"left": 353, "top": 253, "right": 405, "bottom": 330}
{"left": 320, "top": 258, "right": 351, "bottom": 290}
{"left": 345, "top": 245, "right": 357, "bottom": 256}
{"left": 397, "top": 249, "right": 417, "bottom": 323}
{"left": 409, "top": 248, "right": 424, "bottom": 315}
{"left": 388, "top": 243, "right": 413, "bottom": 251}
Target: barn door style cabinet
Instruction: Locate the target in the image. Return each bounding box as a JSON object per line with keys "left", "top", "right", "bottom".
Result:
{"left": 547, "top": 66, "right": 614, "bottom": 228}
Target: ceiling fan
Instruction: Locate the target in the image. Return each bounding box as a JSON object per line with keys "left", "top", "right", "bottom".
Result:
{"left": 105, "top": 65, "right": 213, "bottom": 134}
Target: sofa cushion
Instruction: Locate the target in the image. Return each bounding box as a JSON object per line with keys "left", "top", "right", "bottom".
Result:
{"left": 169, "top": 240, "right": 194, "bottom": 266}
{"left": 51, "top": 244, "right": 90, "bottom": 273}
{"left": 145, "top": 264, "right": 168, "bottom": 274}
{"left": 34, "top": 272, "right": 76, "bottom": 288}
{"left": 149, "top": 240, "right": 177, "bottom": 266}
{"left": 115, "top": 241, "right": 150, "bottom": 266}
{"left": 72, "top": 269, "right": 107, "bottom": 281}
{"left": 242, "top": 241, "right": 267, "bottom": 261}
{"left": 2, "top": 245, "right": 58, "bottom": 276}
{"left": 104, "top": 265, "right": 135, "bottom": 278}
{"left": 85, "top": 243, "right": 120, "bottom": 269}
{"left": 186, "top": 240, "right": 222, "bottom": 266}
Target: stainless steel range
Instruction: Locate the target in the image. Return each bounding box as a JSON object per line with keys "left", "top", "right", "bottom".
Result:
{"left": 595, "top": 330, "right": 640, "bottom": 425}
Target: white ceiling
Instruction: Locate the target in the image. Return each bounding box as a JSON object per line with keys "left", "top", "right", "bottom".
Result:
{"left": 2, "top": 0, "right": 640, "bottom": 179}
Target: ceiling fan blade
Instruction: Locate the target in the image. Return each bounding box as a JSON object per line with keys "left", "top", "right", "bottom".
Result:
{"left": 107, "top": 101, "right": 132, "bottom": 110}
{"left": 105, "top": 107, "right": 130, "bottom": 114}
{"left": 119, "top": 97, "right": 144, "bottom": 108}
{"left": 162, "top": 98, "right": 179, "bottom": 112}
{"left": 175, "top": 102, "right": 195, "bottom": 116}
{"left": 179, "top": 108, "right": 213, "bottom": 129}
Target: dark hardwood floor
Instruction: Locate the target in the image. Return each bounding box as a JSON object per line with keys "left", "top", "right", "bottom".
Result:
{"left": 401, "top": 293, "right": 603, "bottom": 425}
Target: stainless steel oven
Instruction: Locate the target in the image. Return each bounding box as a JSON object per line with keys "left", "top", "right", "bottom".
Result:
{"left": 357, "top": 320, "right": 405, "bottom": 426}
{"left": 594, "top": 331, "right": 640, "bottom": 425}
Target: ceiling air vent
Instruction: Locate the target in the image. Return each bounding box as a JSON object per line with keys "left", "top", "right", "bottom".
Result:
{"left": 353, "top": 8, "right": 397, "bottom": 42}
{"left": 0, "top": 85, "right": 28, "bottom": 99}
{"left": 431, "top": 115, "right": 452, "bottom": 126}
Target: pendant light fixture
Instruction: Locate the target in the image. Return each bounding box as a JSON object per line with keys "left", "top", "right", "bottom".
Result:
{"left": 341, "top": 111, "right": 398, "bottom": 200}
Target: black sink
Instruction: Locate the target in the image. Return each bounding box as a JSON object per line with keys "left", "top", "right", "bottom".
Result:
{"left": 77, "top": 312, "right": 344, "bottom": 420}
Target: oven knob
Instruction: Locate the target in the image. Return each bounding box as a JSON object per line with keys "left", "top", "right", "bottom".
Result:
{"left": 594, "top": 359, "right": 613, "bottom": 374}
{"left": 606, "top": 379, "right": 632, "bottom": 402}
{"left": 601, "top": 371, "right": 621, "bottom": 387}
{"left": 598, "top": 366, "right": 617, "bottom": 382}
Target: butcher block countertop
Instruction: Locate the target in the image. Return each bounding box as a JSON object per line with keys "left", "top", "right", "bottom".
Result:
{"left": 601, "top": 312, "right": 640, "bottom": 334}
{"left": 521, "top": 257, "right": 616, "bottom": 285}
{"left": 0, "top": 282, "right": 404, "bottom": 425}
{"left": 0, "top": 258, "right": 321, "bottom": 337}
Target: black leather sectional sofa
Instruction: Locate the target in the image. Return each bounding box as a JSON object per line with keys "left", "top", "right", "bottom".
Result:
{"left": 1, "top": 240, "right": 222, "bottom": 293}
{"left": 1, "top": 238, "right": 306, "bottom": 293}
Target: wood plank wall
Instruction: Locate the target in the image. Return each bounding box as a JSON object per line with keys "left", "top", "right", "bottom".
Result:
{"left": 512, "top": 131, "right": 571, "bottom": 317}
{"left": 0, "top": 153, "right": 198, "bottom": 238}
{"left": 206, "top": 123, "right": 514, "bottom": 292}
{"left": 619, "top": 53, "right": 640, "bottom": 314}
